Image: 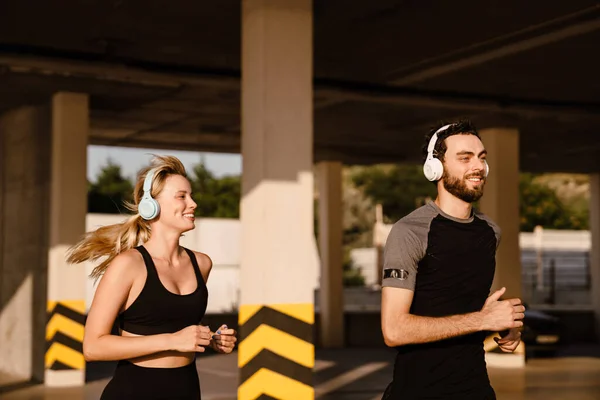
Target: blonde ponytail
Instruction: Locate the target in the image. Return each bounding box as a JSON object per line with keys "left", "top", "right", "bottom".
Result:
{"left": 66, "top": 155, "right": 188, "bottom": 279}
{"left": 66, "top": 213, "right": 151, "bottom": 280}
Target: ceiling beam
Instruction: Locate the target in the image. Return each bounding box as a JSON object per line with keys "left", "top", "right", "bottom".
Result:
{"left": 386, "top": 5, "right": 600, "bottom": 85}
{"left": 316, "top": 80, "right": 600, "bottom": 118}
{"left": 3, "top": 53, "right": 600, "bottom": 118}
{"left": 0, "top": 54, "right": 239, "bottom": 90}
{"left": 89, "top": 136, "right": 240, "bottom": 155}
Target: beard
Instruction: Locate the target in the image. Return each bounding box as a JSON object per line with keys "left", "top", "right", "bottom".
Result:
{"left": 442, "top": 170, "right": 485, "bottom": 203}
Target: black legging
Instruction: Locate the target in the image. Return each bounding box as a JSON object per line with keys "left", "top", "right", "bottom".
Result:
{"left": 100, "top": 360, "right": 201, "bottom": 400}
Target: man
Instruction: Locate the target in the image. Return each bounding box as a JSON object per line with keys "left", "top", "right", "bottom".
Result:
{"left": 381, "top": 120, "right": 524, "bottom": 399}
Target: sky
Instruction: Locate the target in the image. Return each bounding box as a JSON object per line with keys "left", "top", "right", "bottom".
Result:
{"left": 87, "top": 145, "right": 242, "bottom": 182}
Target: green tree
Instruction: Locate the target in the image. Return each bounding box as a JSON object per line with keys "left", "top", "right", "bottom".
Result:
{"left": 190, "top": 162, "right": 241, "bottom": 218}
{"left": 519, "top": 173, "right": 588, "bottom": 231}
{"left": 533, "top": 173, "right": 589, "bottom": 231}
{"left": 342, "top": 248, "right": 365, "bottom": 287}
{"left": 342, "top": 167, "right": 376, "bottom": 249}
{"left": 351, "top": 164, "right": 437, "bottom": 223}
{"left": 88, "top": 160, "right": 134, "bottom": 214}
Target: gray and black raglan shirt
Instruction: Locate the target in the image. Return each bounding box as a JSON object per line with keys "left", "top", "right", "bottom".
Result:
{"left": 382, "top": 201, "right": 501, "bottom": 400}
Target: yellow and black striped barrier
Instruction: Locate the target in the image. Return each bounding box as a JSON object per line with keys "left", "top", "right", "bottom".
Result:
{"left": 238, "top": 304, "right": 314, "bottom": 399}
{"left": 46, "top": 300, "right": 86, "bottom": 371}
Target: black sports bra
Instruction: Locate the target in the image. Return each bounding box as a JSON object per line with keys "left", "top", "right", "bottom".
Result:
{"left": 118, "top": 246, "right": 208, "bottom": 335}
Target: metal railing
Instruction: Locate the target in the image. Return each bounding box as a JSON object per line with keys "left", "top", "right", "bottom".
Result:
{"left": 521, "top": 251, "right": 591, "bottom": 306}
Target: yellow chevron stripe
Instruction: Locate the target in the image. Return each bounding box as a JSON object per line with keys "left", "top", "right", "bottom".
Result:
{"left": 269, "top": 303, "right": 314, "bottom": 325}
{"left": 45, "top": 342, "right": 85, "bottom": 370}
{"left": 239, "top": 324, "right": 314, "bottom": 368}
{"left": 47, "top": 300, "right": 86, "bottom": 313}
{"left": 239, "top": 303, "right": 314, "bottom": 325}
{"left": 46, "top": 314, "right": 85, "bottom": 342}
{"left": 238, "top": 368, "right": 314, "bottom": 400}
{"left": 239, "top": 304, "right": 263, "bottom": 326}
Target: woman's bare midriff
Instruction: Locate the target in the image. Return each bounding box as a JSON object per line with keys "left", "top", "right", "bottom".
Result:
{"left": 121, "top": 330, "right": 195, "bottom": 368}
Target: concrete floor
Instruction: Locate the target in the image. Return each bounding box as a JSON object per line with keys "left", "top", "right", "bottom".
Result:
{"left": 1, "top": 349, "right": 600, "bottom": 399}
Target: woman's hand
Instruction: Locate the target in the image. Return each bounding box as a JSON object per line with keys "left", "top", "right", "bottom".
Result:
{"left": 169, "top": 325, "right": 212, "bottom": 353}
{"left": 211, "top": 324, "right": 237, "bottom": 354}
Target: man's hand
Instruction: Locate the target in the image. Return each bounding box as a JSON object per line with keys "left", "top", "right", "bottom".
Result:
{"left": 495, "top": 327, "right": 522, "bottom": 353}
{"left": 479, "top": 287, "right": 525, "bottom": 332}
{"left": 211, "top": 324, "right": 237, "bottom": 354}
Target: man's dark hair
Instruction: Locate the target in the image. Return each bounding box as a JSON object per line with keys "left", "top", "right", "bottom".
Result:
{"left": 422, "top": 119, "right": 480, "bottom": 164}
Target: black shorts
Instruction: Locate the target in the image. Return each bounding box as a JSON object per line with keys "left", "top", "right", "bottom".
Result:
{"left": 100, "top": 360, "right": 201, "bottom": 400}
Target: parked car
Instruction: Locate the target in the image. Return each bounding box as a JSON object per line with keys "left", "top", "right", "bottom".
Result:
{"left": 521, "top": 308, "right": 561, "bottom": 358}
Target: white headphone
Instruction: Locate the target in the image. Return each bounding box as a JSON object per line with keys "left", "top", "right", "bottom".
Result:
{"left": 423, "top": 124, "right": 489, "bottom": 182}
{"left": 138, "top": 168, "right": 160, "bottom": 220}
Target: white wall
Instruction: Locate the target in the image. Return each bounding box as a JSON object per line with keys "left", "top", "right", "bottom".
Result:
{"left": 181, "top": 218, "right": 241, "bottom": 313}
{"left": 349, "top": 248, "right": 378, "bottom": 287}
{"left": 520, "top": 227, "right": 590, "bottom": 251}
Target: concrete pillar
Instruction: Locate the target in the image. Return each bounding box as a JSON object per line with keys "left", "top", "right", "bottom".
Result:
{"left": 0, "top": 104, "right": 51, "bottom": 388}
{"left": 479, "top": 128, "right": 524, "bottom": 368}
{"left": 589, "top": 174, "right": 600, "bottom": 340}
{"left": 479, "top": 128, "right": 522, "bottom": 300}
{"left": 238, "top": 1, "right": 316, "bottom": 399}
{"left": 45, "top": 92, "right": 89, "bottom": 387}
{"left": 317, "top": 161, "right": 344, "bottom": 348}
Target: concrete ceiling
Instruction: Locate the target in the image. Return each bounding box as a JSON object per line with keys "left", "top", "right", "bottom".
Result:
{"left": 1, "top": 0, "right": 599, "bottom": 172}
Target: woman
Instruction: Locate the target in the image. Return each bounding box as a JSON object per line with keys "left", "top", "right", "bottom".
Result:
{"left": 67, "top": 155, "right": 236, "bottom": 399}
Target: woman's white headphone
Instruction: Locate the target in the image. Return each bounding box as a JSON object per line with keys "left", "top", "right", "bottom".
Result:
{"left": 423, "top": 124, "right": 489, "bottom": 182}
{"left": 138, "top": 168, "right": 160, "bottom": 220}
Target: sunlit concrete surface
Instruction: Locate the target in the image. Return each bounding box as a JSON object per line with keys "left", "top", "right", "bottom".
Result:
{"left": 489, "top": 357, "right": 600, "bottom": 400}
{"left": 2, "top": 349, "right": 600, "bottom": 400}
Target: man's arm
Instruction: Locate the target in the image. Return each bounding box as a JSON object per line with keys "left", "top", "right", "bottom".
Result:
{"left": 381, "top": 286, "right": 524, "bottom": 347}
